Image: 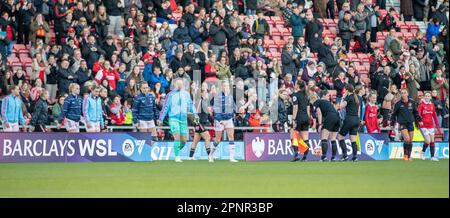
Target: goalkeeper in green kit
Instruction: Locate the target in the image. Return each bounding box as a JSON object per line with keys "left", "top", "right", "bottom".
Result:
{"left": 158, "top": 79, "right": 198, "bottom": 162}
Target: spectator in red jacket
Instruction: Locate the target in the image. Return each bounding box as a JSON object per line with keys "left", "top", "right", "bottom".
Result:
{"left": 109, "top": 95, "right": 125, "bottom": 125}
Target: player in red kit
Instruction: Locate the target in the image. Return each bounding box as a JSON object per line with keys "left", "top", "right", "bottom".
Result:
{"left": 418, "top": 92, "right": 441, "bottom": 161}
{"left": 364, "top": 93, "right": 381, "bottom": 133}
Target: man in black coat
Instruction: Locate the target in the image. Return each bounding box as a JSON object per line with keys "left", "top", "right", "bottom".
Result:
{"left": 208, "top": 16, "right": 227, "bottom": 57}
{"left": 281, "top": 44, "right": 299, "bottom": 78}
{"left": 225, "top": 19, "right": 243, "bottom": 58}
{"left": 81, "top": 35, "right": 106, "bottom": 69}
{"left": 101, "top": 36, "right": 118, "bottom": 61}
{"left": 58, "top": 59, "right": 78, "bottom": 95}
{"left": 304, "top": 9, "right": 323, "bottom": 53}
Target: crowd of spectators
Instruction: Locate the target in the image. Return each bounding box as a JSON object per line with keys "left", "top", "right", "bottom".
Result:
{"left": 0, "top": 0, "right": 448, "bottom": 141}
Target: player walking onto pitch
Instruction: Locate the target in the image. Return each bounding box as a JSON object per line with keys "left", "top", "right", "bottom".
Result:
{"left": 390, "top": 89, "right": 422, "bottom": 161}
{"left": 337, "top": 84, "right": 363, "bottom": 162}
{"left": 1, "top": 85, "right": 25, "bottom": 132}
{"left": 364, "top": 93, "right": 381, "bottom": 134}
{"left": 83, "top": 85, "right": 105, "bottom": 133}
{"left": 418, "top": 92, "right": 441, "bottom": 161}
{"left": 210, "top": 81, "right": 238, "bottom": 163}
{"left": 57, "top": 83, "right": 83, "bottom": 132}
{"left": 291, "top": 80, "right": 311, "bottom": 162}
{"left": 189, "top": 88, "right": 212, "bottom": 161}
{"left": 132, "top": 82, "right": 160, "bottom": 145}
{"left": 311, "top": 90, "right": 341, "bottom": 162}
{"left": 159, "top": 79, "right": 198, "bottom": 162}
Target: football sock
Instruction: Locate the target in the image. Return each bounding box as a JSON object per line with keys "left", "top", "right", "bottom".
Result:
{"left": 331, "top": 140, "right": 337, "bottom": 158}
{"left": 430, "top": 142, "right": 435, "bottom": 158}
{"left": 422, "top": 143, "right": 429, "bottom": 152}
{"left": 174, "top": 140, "right": 181, "bottom": 157}
{"left": 408, "top": 143, "right": 413, "bottom": 157}
{"left": 180, "top": 141, "right": 186, "bottom": 150}
{"left": 206, "top": 147, "right": 211, "bottom": 155}
{"left": 213, "top": 141, "right": 220, "bottom": 148}
{"left": 292, "top": 146, "right": 299, "bottom": 157}
{"left": 351, "top": 141, "right": 358, "bottom": 158}
{"left": 303, "top": 140, "right": 310, "bottom": 158}
{"left": 321, "top": 140, "right": 328, "bottom": 159}
{"left": 403, "top": 142, "right": 408, "bottom": 158}
{"left": 339, "top": 139, "right": 347, "bottom": 158}
{"left": 189, "top": 148, "right": 195, "bottom": 158}
{"left": 229, "top": 141, "right": 235, "bottom": 160}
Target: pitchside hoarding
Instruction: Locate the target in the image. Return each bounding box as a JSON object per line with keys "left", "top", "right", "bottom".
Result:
{"left": 244, "top": 133, "right": 391, "bottom": 161}
{"left": 0, "top": 133, "right": 244, "bottom": 162}
{"left": 153, "top": 141, "right": 245, "bottom": 161}
{"left": 390, "top": 142, "right": 449, "bottom": 159}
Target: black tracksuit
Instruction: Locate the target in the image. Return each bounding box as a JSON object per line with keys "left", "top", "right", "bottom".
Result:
{"left": 390, "top": 98, "right": 422, "bottom": 159}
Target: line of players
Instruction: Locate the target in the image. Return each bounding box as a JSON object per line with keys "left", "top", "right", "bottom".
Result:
{"left": 1, "top": 79, "right": 442, "bottom": 162}
{"left": 291, "top": 81, "right": 441, "bottom": 162}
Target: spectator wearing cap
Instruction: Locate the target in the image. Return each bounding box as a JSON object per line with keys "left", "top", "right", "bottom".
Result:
{"left": 304, "top": 9, "right": 323, "bottom": 53}
{"left": 290, "top": 7, "right": 307, "bottom": 44}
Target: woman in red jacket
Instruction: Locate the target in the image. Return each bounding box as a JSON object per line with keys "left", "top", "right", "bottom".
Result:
{"left": 95, "top": 61, "right": 120, "bottom": 90}
{"left": 364, "top": 93, "right": 381, "bottom": 133}
{"left": 418, "top": 92, "right": 441, "bottom": 161}
{"left": 109, "top": 95, "right": 125, "bottom": 126}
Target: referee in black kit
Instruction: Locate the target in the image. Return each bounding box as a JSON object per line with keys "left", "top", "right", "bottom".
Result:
{"left": 311, "top": 90, "right": 341, "bottom": 161}
{"left": 291, "top": 80, "right": 311, "bottom": 161}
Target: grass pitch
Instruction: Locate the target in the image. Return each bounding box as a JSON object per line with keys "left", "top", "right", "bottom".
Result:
{"left": 0, "top": 160, "right": 448, "bottom": 198}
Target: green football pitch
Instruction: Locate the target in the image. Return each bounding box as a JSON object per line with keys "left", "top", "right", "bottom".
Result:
{"left": 0, "top": 160, "right": 448, "bottom": 198}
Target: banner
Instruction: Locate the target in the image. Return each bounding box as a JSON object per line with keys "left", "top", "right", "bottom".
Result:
{"left": 151, "top": 141, "right": 245, "bottom": 161}
{"left": 0, "top": 133, "right": 244, "bottom": 162}
{"left": 0, "top": 132, "right": 154, "bottom": 162}
{"left": 390, "top": 142, "right": 449, "bottom": 159}
{"left": 244, "top": 133, "right": 390, "bottom": 161}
